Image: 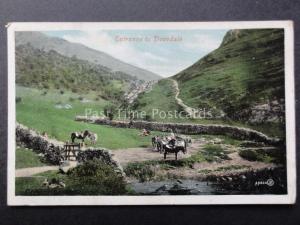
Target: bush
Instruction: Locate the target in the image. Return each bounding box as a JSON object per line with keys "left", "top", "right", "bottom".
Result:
{"left": 67, "top": 159, "right": 127, "bottom": 195}
{"left": 124, "top": 162, "right": 155, "bottom": 182}
{"left": 60, "top": 90, "right": 64, "bottom": 95}
{"left": 239, "top": 149, "right": 259, "bottom": 161}
{"left": 42, "top": 83, "right": 49, "bottom": 89}
{"left": 18, "top": 160, "right": 127, "bottom": 196}
{"left": 202, "top": 144, "right": 231, "bottom": 162}
{"left": 71, "top": 87, "right": 78, "bottom": 93}
{"left": 16, "top": 97, "right": 22, "bottom": 103}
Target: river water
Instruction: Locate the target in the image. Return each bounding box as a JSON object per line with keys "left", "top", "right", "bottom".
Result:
{"left": 129, "top": 179, "right": 218, "bottom": 195}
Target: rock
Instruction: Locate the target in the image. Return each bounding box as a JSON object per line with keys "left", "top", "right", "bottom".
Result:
{"left": 176, "top": 179, "right": 183, "bottom": 184}
{"left": 42, "top": 178, "right": 49, "bottom": 187}
{"left": 168, "top": 183, "right": 191, "bottom": 195}
{"left": 59, "top": 181, "right": 66, "bottom": 188}
{"left": 240, "top": 175, "right": 247, "bottom": 180}
{"left": 212, "top": 138, "right": 222, "bottom": 144}
{"left": 49, "top": 183, "right": 59, "bottom": 189}
{"left": 227, "top": 177, "right": 233, "bottom": 182}
{"left": 154, "top": 184, "right": 168, "bottom": 193}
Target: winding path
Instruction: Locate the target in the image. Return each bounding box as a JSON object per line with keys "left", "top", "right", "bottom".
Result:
{"left": 169, "top": 79, "right": 199, "bottom": 118}
{"left": 15, "top": 166, "right": 59, "bottom": 177}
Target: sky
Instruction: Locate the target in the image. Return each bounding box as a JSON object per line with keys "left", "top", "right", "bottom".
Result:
{"left": 44, "top": 29, "right": 228, "bottom": 77}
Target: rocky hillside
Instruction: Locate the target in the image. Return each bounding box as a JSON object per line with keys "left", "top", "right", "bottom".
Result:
{"left": 15, "top": 32, "right": 161, "bottom": 81}
{"left": 173, "top": 29, "right": 285, "bottom": 124}
{"left": 16, "top": 43, "right": 136, "bottom": 101}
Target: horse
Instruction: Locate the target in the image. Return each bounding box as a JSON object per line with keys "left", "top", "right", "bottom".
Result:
{"left": 151, "top": 136, "right": 158, "bottom": 149}
{"left": 88, "top": 133, "right": 98, "bottom": 145}
{"left": 163, "top": 139, "right": 187, "bottom": 160}
{"left": 70, "top": 130, "right": 95, "bottom": 143}
{"left": 157, "top": 137, "right": 167, "bottom": 154}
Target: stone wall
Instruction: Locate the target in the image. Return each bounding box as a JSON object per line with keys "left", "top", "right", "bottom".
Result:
{"left": 16, "top": 123, "right": 64, "bottom": 164}
{"left": 75, "top": 116, "right": 283, "bottom": 146}
{"left": 16, "top": 123, "right": 124, "bottom": 173}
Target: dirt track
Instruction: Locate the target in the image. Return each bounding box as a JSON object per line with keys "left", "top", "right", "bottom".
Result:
{"left": 15, "top": 166, "right": 59, "bottom": 177}
{"left": 111, "top": 140, "right": 204, "bottom": 166}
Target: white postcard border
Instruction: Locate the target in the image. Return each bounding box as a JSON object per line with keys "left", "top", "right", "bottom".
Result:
{"left": 7, "top": 21, "right": 296, "bottom": 205}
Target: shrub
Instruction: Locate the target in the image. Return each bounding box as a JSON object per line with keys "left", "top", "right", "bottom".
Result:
{"left": 71, "top": 87, "right": 78, "bottom": 93}
{"left": 202, "top": 144, "right": 230, "bottom": 162}
{"left": 42, "top": 83, "right": 49, "bottom": 89}
{"left": 68, "top": 159, "right": 126, "bottom": 195}
{"left": 124, "top": 162, "right": 155, "bottom": 182}
{"left": 60, "top": 90, "right": 64, "bottom": 95}
{"left": 16, "top": 97, "right": 22, "bottom": 103}
{"left": 239, "top": 149, "right": 259, "bottom": 161}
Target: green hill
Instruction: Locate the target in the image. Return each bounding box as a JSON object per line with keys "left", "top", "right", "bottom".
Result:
{"left": 130, "top": 79, "right": 184, "bottom": 122}
{"left": 16, "top": 44, "right": 136, "bottom": 102}
{"left": 173, "top": 29, "right": 285, "bottom": 124}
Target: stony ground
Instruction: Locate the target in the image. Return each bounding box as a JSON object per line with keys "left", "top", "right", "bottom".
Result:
{"left": 112, "top": 138, "right": 276, "bottom": 180}
{"left": 15, "top": 136, "right": 276, "bottom": 179}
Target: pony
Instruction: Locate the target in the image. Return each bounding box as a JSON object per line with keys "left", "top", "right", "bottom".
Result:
{"left": 163, "top": 139, "right": 187, "bottom": 160}
{"left": 71, "top": 130, "right": 97, "bottom": 143}
{"left": 88, "top": 133, "right": 98, "bottom": 145}
{"left": 156, "top": 137, "right": 167, "bottom": 154}
{"left": 152, "top": 136, "right": 161, "bottom": 150}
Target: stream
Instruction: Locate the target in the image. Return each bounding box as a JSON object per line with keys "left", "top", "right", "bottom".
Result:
{"left": 129, "top": 179, "right": 218, "bottom": 195}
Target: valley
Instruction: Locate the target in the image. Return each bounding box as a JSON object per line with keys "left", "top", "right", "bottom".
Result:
{"left": 15, "top": 28, "right": 287, "bottom": 196}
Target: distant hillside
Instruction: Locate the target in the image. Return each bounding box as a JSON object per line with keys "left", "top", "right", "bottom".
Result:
{"left": 16, "top": 43, "right": 136, "bottom": 101}
{"left": 173, "top": 29, "right": 285, "bottom": 124}
{"left": 15, "top": 31, "right": 161, "bottom": 81}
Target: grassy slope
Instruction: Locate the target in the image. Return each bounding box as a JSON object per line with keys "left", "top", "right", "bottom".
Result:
{"left": 16, "top": 147, "right": 49, "bottom": 169}
{"left": 16, "top": 86, "right": 165, "bottom": 149}
{"left": 131, "top": 79, "right": 283, "bottom": 137}
{"left": 16, "top": 44, "right": 134, "bottom": 101}
{"left": 130, "top": 79, "right": 184, "bottom": 122}
{"left": 174, "top": 29, "right": 284, "bottom": 121}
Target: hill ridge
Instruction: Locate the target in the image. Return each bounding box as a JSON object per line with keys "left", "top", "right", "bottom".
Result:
{"left": 15, "top": 31, "right": 161, "bottom": 81}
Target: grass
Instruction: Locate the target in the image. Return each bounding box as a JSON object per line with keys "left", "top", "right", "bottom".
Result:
{"left": 198, "top": 165, "right": 250, "bottom": 174}
{"left": 173, "top": 29, "right": 285, "bottom": 138}
{"left": 200, "top": 144, "right": 231, "bottom": 162}
{"left": 124, "top": 143, "right": 232, "bottom": 181}
{"left": 16, "top": 147, "right": 49, "bottom": 169}
{"left": 131, "top": 79, "right": 284, "bottom": 138}
{"left": 201, "top": 134, "right": 242, "bottom": 146}
{"left": 130, "top": 79, "right": 185, "bottom": 122}
{"left": 238, "top": 147, "right": 285, "bottom": 164}
{"left": 16, "top": 159, "right": 128, "bottom": 195}
{"left": 16, "top": 86, "right": 166, "bottom": 149}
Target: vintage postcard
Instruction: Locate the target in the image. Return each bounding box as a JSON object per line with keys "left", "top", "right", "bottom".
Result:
{"left": 7, "top": 21, "right": 296, "bottom": 205}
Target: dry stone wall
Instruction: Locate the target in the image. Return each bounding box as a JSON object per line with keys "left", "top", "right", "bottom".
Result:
{"left": 75, "top": 116, "right": 283, "bottom": 146}
{"left": 16, "top": 123, "right": 124, "bottom": 173}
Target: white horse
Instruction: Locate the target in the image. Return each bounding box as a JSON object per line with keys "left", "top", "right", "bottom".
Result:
{"left": 88, "top": 133, "right": 98, "bottom": 144}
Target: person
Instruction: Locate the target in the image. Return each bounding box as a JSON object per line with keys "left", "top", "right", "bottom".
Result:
{"left": 140, "top": 128, "right": 149, "bottom": 136}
